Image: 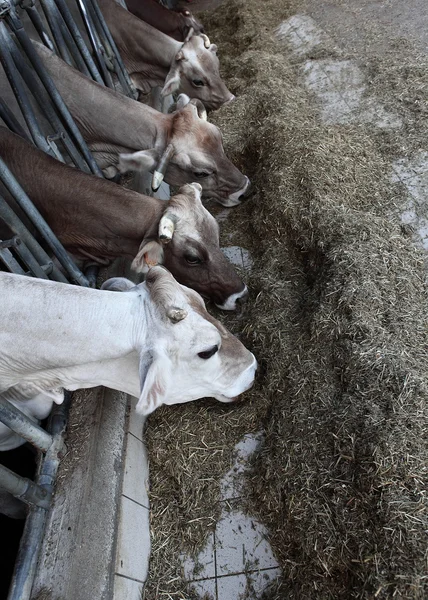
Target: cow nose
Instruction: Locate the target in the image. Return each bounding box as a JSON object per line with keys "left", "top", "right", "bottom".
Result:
{"left": 236, "top": 287, "right": 249, "bottom": 306}
{"left": 239, "top": 176, "right": 251, "bottom": 200}
{"left": 225, "top": 94, "right": 236, "bottom": 105}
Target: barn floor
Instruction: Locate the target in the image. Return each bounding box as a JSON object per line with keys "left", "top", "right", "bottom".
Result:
{"left": 142, "top": 1, "right": 428, "bottom": 599}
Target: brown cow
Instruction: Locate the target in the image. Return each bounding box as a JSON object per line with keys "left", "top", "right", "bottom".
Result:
{"left": 97, "top": 0, "right": 233, "bottom": 109}
{"left": 0, "top": 128, "right": 248, "bottom": 310}
{"left": 125, "top": 0, "right": 203, "bottom": 41}
{"left": 32, "top": 43, "right": 249, "bottom": 207}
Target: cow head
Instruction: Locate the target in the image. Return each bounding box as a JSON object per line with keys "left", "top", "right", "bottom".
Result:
{"left": 118, "top": 95, "right": 250, "bottom": 207}
{"left": 161, "top": 33, "right": 233, "bottom": 110}
{"left": 131, "top": 183, "right": 248, "bottom": 309}
{"left": 102, "top": 266, "right": 257, "bottom": 415}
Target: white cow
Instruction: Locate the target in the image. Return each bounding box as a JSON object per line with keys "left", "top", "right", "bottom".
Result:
{"left": 0, "top": 267, "right": 256, "bottom": 451}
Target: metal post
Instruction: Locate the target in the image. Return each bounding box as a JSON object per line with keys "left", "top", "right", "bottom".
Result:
{"left": 0, "top": 465, "right": 51, "bottom": 509}
{"left": 0, "top": 242, "right": 26, "bottom": 273}
{"left": 0, "top": 159, "right": 90, "bottom": 285}
{"left": 0, "top": 397, "right": 53, "bottom": 452}
{"left": 3, "top": 3, "right": 103, "bottom": 177}
{"left": 7, "top": 391, "right": 72, "bottom": 600}
{"left": 85, "top": 0, "right": 137, "bottom": 98}
{"left": 0, "top": 194, "right": 69, "bottom": 283}
{"left": 0, "top": 97, "right": 30, "bottom": 140}
{"left": 0, "top": 23, "right": 54, "bottom": 155}
{"left": 23, "top": 3, "right": 56, "bottom": 52}
{"left": 53, "top": 0, "right": 105, "bottom": 84}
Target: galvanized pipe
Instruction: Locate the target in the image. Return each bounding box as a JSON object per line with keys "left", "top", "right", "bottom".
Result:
{"left": 0, "top": 194, "right": 68, "bottom": 283}
{"left": 0, "top": 397, "right": 53, "bottom": 453}
{"left": 0, "top": 243, "right": 26, "bottom": 273}
{"left": 53, "top": 0, "right": 105, "bottom": 84}
{"left": 0, "top": 158, "right": 90, "bottom": 286}
{"left": 4, "top": 233, "right": 50, "bottom": 279}
{"left": 8, "top": 39, "right": 91, "bottom": 173}
{"left": 0, "top": 97, "right": 30, "bottom": 141}
{"left": 4, "top": 6, "right": 103, "bottom": 177}
{"left": 76, "top": 0, "right": 114, "bottom": 88}
{"left": 38, "top": 0, "right": 74, "bottom": 66}
{"left": 24, "top": 4, "right": 56, "bottom": 52}
{"left": 0, "top": 464, "right": 51, "bottom": 509}
{"left": 0, "top": 23, "right": 54, "bottom": 154}
{"left": 85, "top": 0, "right": 137, "bottom": 98}
{"left": 7, "top": 391, "right": 72, "bottom": 600}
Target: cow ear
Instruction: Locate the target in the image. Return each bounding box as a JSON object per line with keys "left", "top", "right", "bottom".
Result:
{"left": 132, "top": 240, "right": 164, "bottom": 273}
{"left": 101, "top": 278, "right": 136, "bottom": 292}
{"left": 162, "top": 68, "right": 181, "bottom": 97}
{"left": 210, "top": 44, "right": 218, "bottom": 54}
{"left": 176, "top": 93, "right": 191, "bottom": 110}
{"left": 136, "top": 356, "right": 172, "bottom": 415}
{"left": 118, "top": 149, "right": 158, "bottom": 173}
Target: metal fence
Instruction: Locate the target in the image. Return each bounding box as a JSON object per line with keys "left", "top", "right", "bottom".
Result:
{"left": 0, "top": 0, "right": 136, "bottom": 597}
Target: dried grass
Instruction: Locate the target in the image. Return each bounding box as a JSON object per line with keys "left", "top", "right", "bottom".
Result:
{"left": 144, "top": 1, "right": 428, "bottom": 598}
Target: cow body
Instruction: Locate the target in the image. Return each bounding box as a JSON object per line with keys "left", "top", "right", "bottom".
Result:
{"left": 31, "top": 45, "right": 248, "bottom": 206}
{"left": 98, "top": 0, "right": 232, "bottom": 108}
{"left": 0, "top": 269, "right": 257, "bottom": 423}
{"left": 125, "top": 0, "right": 203, "bottom": 41}
{"left": 0, "top": 128, "right": 247, "bottom": 308}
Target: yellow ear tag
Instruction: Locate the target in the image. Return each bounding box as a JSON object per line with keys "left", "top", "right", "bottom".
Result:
{"left": 144, "top": 253, "right": 158, "bottom": 268}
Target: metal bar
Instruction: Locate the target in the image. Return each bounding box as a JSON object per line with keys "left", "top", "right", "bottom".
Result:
{"left": 0, "top": 194, "right": 68, "bottom": 283}
{"left": 4, "top": 6, "right": 103, "bottom": 177}
{"left": 38, "top": 0, "right": 74, "bottom": 66}
{"left": 53, "top": 0, "right": 105, "bottom": 84}
{"left": 0, "top": 243, "right": 26, "bottom": 273}
{"left": 0, "top": 464, "right": 51, "bottom": 509}
{"left": 85, "top": 0, "right": 137, "bottom": 98}
{"left": 7, "top": 391, "right": 72, "bottom": 600}
{"left": 0, "top": 24, "right": 54, "bottom": 154}
{"left": 76, "top": 0, "right": 114, "bottom": 88}
{"left": 0, "top": 98, "right": 30, "bottom": 140}
{"left": 6, "top": 233, "right": 50, "bottom": 278}
{"left": 0, "top": 159, "right": 89, "bottom": 285}
{"left": 8, "top": 38, "right": 91, "bottom": 172}
{"left": 24, "top": 4, "right": 56, "bottom": 52}
{"left": 0, "top": 397, "right": 53, "bottom": 453}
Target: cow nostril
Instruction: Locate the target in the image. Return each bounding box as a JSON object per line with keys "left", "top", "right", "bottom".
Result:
{"left": 239, "top": 177, "right": 251, "bottom": 200}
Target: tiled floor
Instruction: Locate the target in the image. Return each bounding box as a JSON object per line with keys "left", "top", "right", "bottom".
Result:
{"left": 112, "top": 398, "right": 150, "bottom": 600}
{"left": 181, "top": 433, "right": 281, "bottom": 600}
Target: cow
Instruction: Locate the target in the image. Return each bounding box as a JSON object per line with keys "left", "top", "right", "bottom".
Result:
{"left": 125, "top": 0, "right": 204, "bottom": 41}
{"left": 0, "top": 127, "right": 248, "bottom": 309}
{"left": 0, "top": 267, "right": 257, "bottom": 422}
{"left": 97, "top": 0, "right": 233, "bottom": 109}
{"left": 30, "top": 44, "right": 249, "bottom": 206}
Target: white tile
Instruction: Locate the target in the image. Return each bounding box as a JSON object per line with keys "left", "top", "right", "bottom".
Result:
{"left": 188, "top": 578, "right": 216, "bottom": 600}
{"left": 217, "top": 568, "right": 282, "bottom": 600}
{"left": 113, "top": 574, "right": 143, "bottom": 600}
{"left": 221, "top": 246, "right": 253, "bottom": 272}
{"left": 215, "top": 510, "right": 278, "bottom": 575}
{"left": 393, "top": 152, "right": 428, "bottom": 181}
{"left": 220, "top": 432, "right": 264, "bottom": 500}
{"left": 122, "top": 433, "right": 149, "bottom": 508}
{"left": 181, "top": 532, "right": 216, "bottom": 580}
{"left": 115, "top": 496, "right": 150, "bottom": 581}
{"left": 128, "top": 397, "right": 146, "bottom": 441}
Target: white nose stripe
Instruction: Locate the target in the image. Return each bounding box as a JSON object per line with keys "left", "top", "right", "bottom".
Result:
{"left": 215, "top": 285, "right": 248, "bottom": 311}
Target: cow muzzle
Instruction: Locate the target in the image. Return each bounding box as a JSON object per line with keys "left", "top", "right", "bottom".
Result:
{"left": 215, "top": 285, "right": 248, "bottom": 311}
{"left": 220, "top": 176, "right": 251, "bottom": 208}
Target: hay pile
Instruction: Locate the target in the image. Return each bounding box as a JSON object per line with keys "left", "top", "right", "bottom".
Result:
{"left": 144, "top": 1, "right": 428, "bottom": 598}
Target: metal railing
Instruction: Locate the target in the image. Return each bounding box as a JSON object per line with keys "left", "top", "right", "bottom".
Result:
{"left": 0, "top": 0, "right": 138, "bottom": 597}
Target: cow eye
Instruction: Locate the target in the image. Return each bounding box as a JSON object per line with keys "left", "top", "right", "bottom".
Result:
{"left": 185, "top": 253, "right": 202, "bottom": 265}
{"left": 193, "top": 171, "right": 210, "bottom": 178}
{"left": 192, "top": 79, "right": 205, "bottom": 87}
{"left": 198, "top": 345, "right": 218, "bottom": 359}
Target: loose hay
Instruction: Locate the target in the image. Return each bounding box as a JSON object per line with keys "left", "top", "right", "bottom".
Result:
{"left": 144, "top": 1, "right": 428, "bottom": 598}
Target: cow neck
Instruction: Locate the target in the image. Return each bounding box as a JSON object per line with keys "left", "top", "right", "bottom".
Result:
{"left": 97, "top": 0, "right": 180, "bottom": 77}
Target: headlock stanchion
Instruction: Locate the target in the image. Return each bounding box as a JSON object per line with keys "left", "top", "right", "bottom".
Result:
{"left": 0, "top": 0, "right": 138, "bottom": 596}
{"left": 4, "top": 392, "right": 72, "bottom": 600}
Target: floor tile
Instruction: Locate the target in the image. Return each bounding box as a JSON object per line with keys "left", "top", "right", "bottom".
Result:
{"left": 220, "top": 432, "right": 263, "bottom": 501}
{"left": 128, "top": 397, "right": 146, "bottom": 441}
{"left": 122, "top": 432, "right": 149, "bottom": 508}
{"left": 115, "top": 496, "right": 150, "bottom": 582}
{"left": 188, "top": 578, "right": 216, "bottom": 600}
{"left": 215, "top": 509, "right": 279, "bottom": 576}
{"left": 181, "top": 532, "right": 216, "bottom": 581}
